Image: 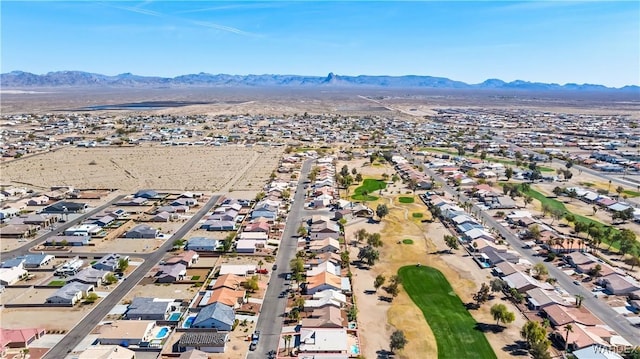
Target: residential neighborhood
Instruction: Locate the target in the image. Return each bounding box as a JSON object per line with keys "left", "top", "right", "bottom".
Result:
{"left": 1, "top": 104, "right": 639, "bottom": 359}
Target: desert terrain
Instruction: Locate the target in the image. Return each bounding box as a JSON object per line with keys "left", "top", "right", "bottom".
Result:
{"left": 0, "top": 145, "right": 283, "bottom": 192}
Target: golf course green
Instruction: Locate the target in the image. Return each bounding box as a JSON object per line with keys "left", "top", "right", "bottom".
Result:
{"left": 398, "top": 265, "right": 496, "bottom": 359}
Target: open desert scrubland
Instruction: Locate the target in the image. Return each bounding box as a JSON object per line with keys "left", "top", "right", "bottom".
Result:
{"left": 0, "top": 145, "right": 283, "bottom": 192}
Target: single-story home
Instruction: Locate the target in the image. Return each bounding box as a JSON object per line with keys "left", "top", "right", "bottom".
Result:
{"left": 305, "top": 272, "right": 342, "bottom": 295}
{"left": 97, "top": 320, "right": 155, "bottom": 346}
{"left": 41, "top": 201, "right": 88, "bottom": 213}
{"left": 178, "top": 332, "right": 228, "bottom": 354}
{"left": 503, "top": 271, "right": 554, "bottom": 293}
{"left": 125, "top": 224, "right": 158, "bottom": 239}
{"left": 134, "top": 189, "right": 160, "bottom": 199}
{"left": 600, "top": 274, "right": 640, "bottom": 295}
{"left": 0, "top": 267, "right": 28, "bottom": 285}
{"left": 0, "top": 328, "right": 46, "bottom": 349}
{"left": 92, "top": 253, "right": 128, "bottom": 272}
{"left": 165, "top": 250, "right": 199, "bottom": 267}
{"left": 64, "top": 224, "right": 101, "bottom": 237}
{"left": 155, "top": 263, "right": 187, "bottom": 283}
{"left": 200, "top": 220, "right": 236, "bottom": 231}
{"left": 186, "top": 237, "right": 221, "bottom": 252}
{"left": 301, "top": 306, "right": 344, "bottom": 328}
{"left": 2, "top": 254, "right": 54, "bottom": 269}
{"left": 46, "top": 282, "right": 94, "bottom": 305}
{"left": 77, "top": 345, "right": 137, "bottom": 359}
{"left": 125, "top": 297, "right": 175, "bottom": 321}
{"left": 68, "top": 268, "right": 110, "bottom": 286}
{"left": 308, "top": 238, "right": 340, "bottom": 254}
{"left": 191, "top": 302, "right": 235, "bottom": 331}
{"left": 45, "top": 235, "right": 90, "bottom": 246}
{"left": 298, "top": 328, "right": 348, "bottom": 354}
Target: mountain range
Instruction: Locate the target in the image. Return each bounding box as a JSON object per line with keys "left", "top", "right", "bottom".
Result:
{"left": 1, "top": 70, "right": 638, "bottom": 92}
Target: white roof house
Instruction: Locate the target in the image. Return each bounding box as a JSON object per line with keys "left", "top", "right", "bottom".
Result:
{"left": 299, "top": 328, "right": 348, "bottom": 354}
{"left": 306, "top": 261, "right": 341, "bottom": 277}
{"left": 218, "top": 264, "right": 256, "bottom": 276}
{"left": 0, "top": 267, "right": 27, "bottom": 285}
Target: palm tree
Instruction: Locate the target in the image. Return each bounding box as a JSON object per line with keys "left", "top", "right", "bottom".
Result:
{"left": 284, "top": 334, "right": 292, "bottom": 355}
{"left": 564, "top": 324, "right": 574, "bottom": 351}
{"left": 575, "top": 294, "right": 584, "bottom": 308}
{"left": 258, "top": 259, "right": 264, "bottom": 276}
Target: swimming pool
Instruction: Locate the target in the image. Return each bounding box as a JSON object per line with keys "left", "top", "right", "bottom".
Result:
{"left": 348, "top": 322, "right": 357, "bottom": 329}
{"left": 183, "top": 316, "right": 196, "bottom": 328}
{"left": 350, "top": 344, "right": 360, "bottom": 355}
{"left": 168, "top": 312, "right": 181, "bottom": 321}
{"left": 156, "top": 327, "right": 169, "bottom": 339}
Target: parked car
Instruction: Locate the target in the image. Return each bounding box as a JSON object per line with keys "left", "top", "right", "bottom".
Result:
{"left": 272, "top": 264, "right": 278, "bottom": 270}
{"left": 573, "top": 280, "right": 581, "bottom": 285}
{"left": 252, "top": 331, "right": 260, "bottom": 342}
{"left": 249, "top": 342, "right": 257, "bottom": 351}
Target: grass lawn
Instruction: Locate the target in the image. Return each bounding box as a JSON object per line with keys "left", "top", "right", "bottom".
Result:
{"left": 421, "top": 147, "right": 553, "bottom": 172}
{"left": 502, "top": 183, "right": 624, "bottom": 249}
{"left": 352, "top": 178, "right": 386, "bottom": 201}
{"left": 191, "top": 275, "right": 201, "bottom": 280}
{"left": 294, "top": 147, "right": 316, "bottom": 153}
{"left": 623, "top": 189, "right": 640, "bottom": 198}
{"left": 398, "top": 265, "right": 496, "bottom": 359}
{"left": 402, "top": 239, "right": 414, "bottom": 244}
{"left": 399, "top": 196, "right": 415, "bottom": 203}
{"left": 412, "top": 212, "right": 424, "bottom": 218}
{"left": 48, "top": 280, "right": 66, "bottom": 287}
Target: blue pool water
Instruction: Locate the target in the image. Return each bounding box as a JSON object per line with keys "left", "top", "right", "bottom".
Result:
{"left": 168, "top": 312, "right": 181, "bottom": 321}
{"left": 156, "top": 327, "right": 169, "bottom": 339}
{"left": 481, "top": 262, "right": 490, "bottom": 268}
{"left": 183, "top": 316, "right": 195, "bottom": 328}
{"left": 350, "top": 345, "right": 360, "bottom": 355}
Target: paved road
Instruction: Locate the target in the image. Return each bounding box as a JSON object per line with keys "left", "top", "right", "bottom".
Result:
{"left": 495, "top": 138, "right": 640, "bottom": 199}
{"left": 248, "top": 159, "right": 313, "bottom": 359}
{"left": 43, "top": 195, "right": 222, "bottom": 359}
{"left": 3, "top": 194, "right": 127, "bottom": 258}
{"left": 552, "top": 159, "right": 640, "bottom": 206}
{"left": 424, "top": 168, "right": 640, "bottom": 346}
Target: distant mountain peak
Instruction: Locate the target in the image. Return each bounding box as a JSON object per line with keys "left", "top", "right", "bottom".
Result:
{"left": 0, "top": 70, "right": 636, "bottom": 92}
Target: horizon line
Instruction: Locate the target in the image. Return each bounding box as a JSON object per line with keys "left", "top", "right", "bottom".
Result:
{"left": 2, "top": 69, "right": 639, "bottom": 89}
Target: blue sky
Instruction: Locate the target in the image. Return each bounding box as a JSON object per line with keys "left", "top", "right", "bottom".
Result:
{"left": 1, "top": 1, "right": 639, "bottom": 87}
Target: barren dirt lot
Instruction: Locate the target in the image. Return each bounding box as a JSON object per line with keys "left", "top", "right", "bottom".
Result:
{"left": 1, "top": 306, "right": 93, "bottom": 331}
{"left": 0, "top": 145, "right": 283, "bottom": 192}
{"left": 68, "top": 238, "right": 163, "bottom": 254}
{"left": 123, "top": 283, "right": 199, "bottom": 303}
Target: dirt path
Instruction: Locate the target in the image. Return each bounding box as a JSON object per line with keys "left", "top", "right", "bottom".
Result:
{"left": 218, "top": 150, "right": 262, "bottom": 193}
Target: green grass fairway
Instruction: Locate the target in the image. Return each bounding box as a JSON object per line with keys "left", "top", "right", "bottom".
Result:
{"left": 623, "top": 189, "right": 640, "bottom": 198}
{"left": 402, "top": 239, "right": 414, "bottom": 244}
{"left": 398, "top": 266, "right": 496, "bottom": 359}
{"left": 412, "top": 212, "right": 423, "bottom": 218}
{"left": 352, "top": 179, "right": 386, "bottom": 201}
{"left": 399, "top": 196, "right": 415, "bottom": 203}
{"left": 503, "top": 183, "right": 625, "bottom": 249}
